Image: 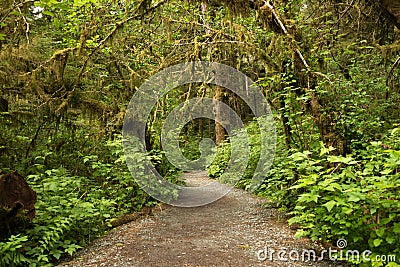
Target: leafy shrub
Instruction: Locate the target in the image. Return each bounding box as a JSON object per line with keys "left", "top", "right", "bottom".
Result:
{"left": 209, "top": 123, "right": 400, "bottom": 266}
{"left": 0, "top": 135, "right": 167, "bottom": 266}
{"left": 286, "top": 141, "right": 400, "bottom": 266}
{"left": 269, "top": 128, "right": 400, "bottom": 266}
{"left": 207, "top": 117, "right": 266, "bottom": 189}
{"left": 207, "top": 141, "right": 231, "bottom": 178}
{"left": 0, "top": 168, "right": 110, "bottom": 266}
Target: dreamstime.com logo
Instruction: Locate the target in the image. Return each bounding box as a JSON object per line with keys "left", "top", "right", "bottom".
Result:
{"left": 122, "top": 62, "right": 276, "bottom": 207}
{"left": 257, "top": 239, "right": 397, "bottom": 263}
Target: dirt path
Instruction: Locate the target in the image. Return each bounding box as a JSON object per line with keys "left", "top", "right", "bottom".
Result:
{"left": 59, "top": 172, "right": 345, "bottom": 267}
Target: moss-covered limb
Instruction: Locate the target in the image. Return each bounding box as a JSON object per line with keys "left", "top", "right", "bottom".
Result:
{"left": 21, "top": 47, "right": 77, "bottom": 77}
{"left": 76, "top": 0, "right": 169, "bottom": 83}
{"left": 0, "top": 0, "right": 36, "bottom": 24}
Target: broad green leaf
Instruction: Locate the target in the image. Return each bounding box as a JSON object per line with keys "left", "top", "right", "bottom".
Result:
{"left": 393, "top": 223, "right": 400, "bottom": 234}
{"left": 386, "top": 236, "right": 396, "bottom": 244}
{"left": 289, "top": 176, "right": 317, "bottom": 189}
{"left": 386, "top": 262, "right": 400, "bottom": 267}
{"left": 342, "top": 207, "right": 354, "bottom": 215}
{"left": 289, "top": 151, "right": 311, "bottom": 161}
{"left": 346, "top": 191, "right": 364, "bottom": 202}
{"left": 298, "top": 192, "right": 319, "bottom": 203}
{"left": 375, "top": 228, "right": 385, "bottom": 237}
{"left": 373, "top": 238, "right": 382, "bottom": 247}
{"left": 319, "top": 141, "right": 336, "bottom": 156}
{"left": 323, "top": 200, "right": 336, "bottom": 212}
{"left": 327, "top": 155, "right": 358, "bottom": 165}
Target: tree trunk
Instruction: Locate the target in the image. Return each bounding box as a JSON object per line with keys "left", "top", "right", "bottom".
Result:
{"left": 308, "top": 93, "right": 349, "bottom": 155}
{"left": 213, "top": 86, "right": 226, "bottom": 145}
{"left": 263, "top": 2, "right": 350, "bottom": 155}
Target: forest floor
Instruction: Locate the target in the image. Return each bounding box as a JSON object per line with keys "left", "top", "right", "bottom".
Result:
{"left": 59, "top": 171, "right": 346, "bottom": 267}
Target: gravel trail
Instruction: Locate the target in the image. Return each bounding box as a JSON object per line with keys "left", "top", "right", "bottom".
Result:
{"left": 59, "top": 171, "right": 346, "bottom": 267}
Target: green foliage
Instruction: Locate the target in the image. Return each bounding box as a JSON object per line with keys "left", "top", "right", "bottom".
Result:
{"left": 0, "top": 235, "right": 29, "bottom": 267}
{"left": 0, "top": 135, "right": 165, "bottom": 266}
{"left": 207, "top": 141, "right": 231, "bottom": 178}
{"left": 210, "top": 123, "right": 400, "bottom": 266}
{"left": 82, "top": 136, "right": 154, "bottom": 211}
{"left": 207, "top": 118, "right": 260, "bottom": 188}
{"left": 276, "top": 128, "right": 400, "bottom": 266}
{"left": 1, "top": 168, "right": 103, "bottom": 266}
{"left": 207, "top": 117, "right": 272, "bottom": 190}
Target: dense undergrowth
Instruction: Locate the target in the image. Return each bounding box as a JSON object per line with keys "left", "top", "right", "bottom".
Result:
{"left": 0, "top": 113, "right": 178, "bottom": 266}
{"left": 208, "top": 121, "right": 400, "bottom": 267}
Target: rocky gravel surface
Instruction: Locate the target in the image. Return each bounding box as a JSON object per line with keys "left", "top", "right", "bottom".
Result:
{"left": 59, "top": 172, "right": 347, "bottom": 267}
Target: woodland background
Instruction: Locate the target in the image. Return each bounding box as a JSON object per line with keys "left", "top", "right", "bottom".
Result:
{"left": 0, "top": 0, "right": 399, "bottom": 266}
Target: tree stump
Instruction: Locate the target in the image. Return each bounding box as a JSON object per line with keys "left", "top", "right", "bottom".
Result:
{"left": 0, "top": 171, "right": 37, "bottom": 239}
